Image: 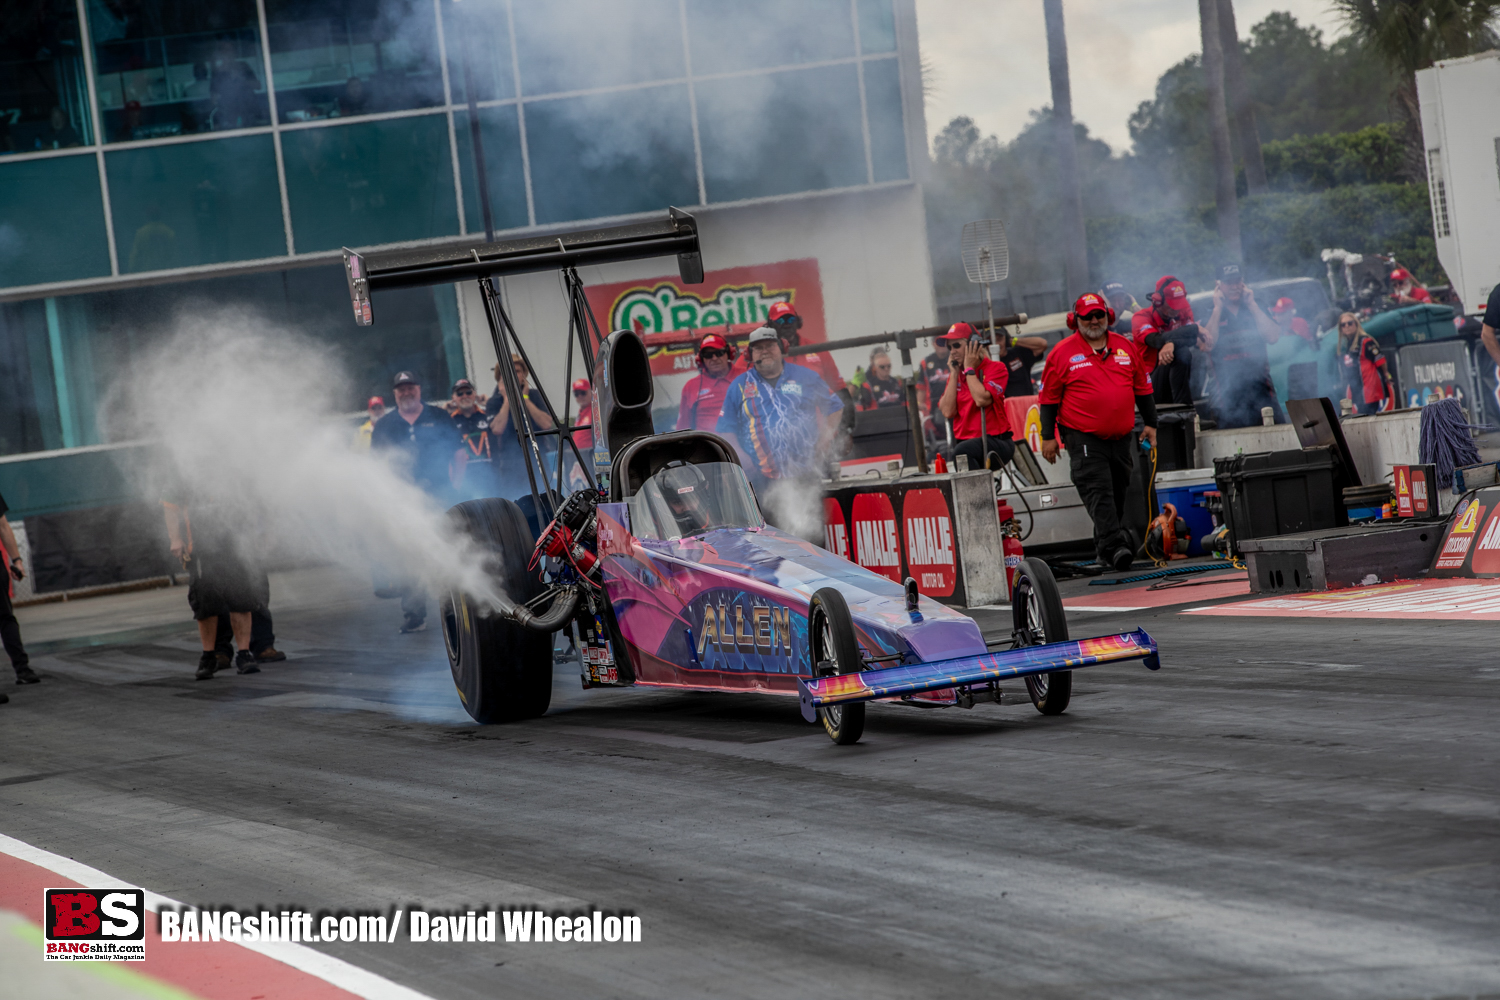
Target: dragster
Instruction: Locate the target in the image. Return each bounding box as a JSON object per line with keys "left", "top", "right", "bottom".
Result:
{"left": 344, "top": 211, "right": 1160, "bottom": 744}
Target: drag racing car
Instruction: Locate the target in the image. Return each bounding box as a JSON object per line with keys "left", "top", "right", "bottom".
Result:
{"left": 343, "top": 213, "right": 1160, "bottom": 744}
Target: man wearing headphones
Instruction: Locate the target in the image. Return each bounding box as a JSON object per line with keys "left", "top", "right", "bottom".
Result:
{"left": 748, "top": 302, "right": 857, "bottom": 450}
{"left": 1132, "top": 275, "right": 1204, "bottom": 405}
{"left": 676, "top": 334, "right": 737, "bottom": 431}
{"left": 1039, "top": 294, "right": 1159, "bottom": 573}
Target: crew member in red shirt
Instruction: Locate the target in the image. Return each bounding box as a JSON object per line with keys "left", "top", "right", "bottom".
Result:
{"left": 937, "top": 322, "right": 1013, "bottom": 471}
{"left": 1040, "top": 293, "right": 1159, "bottom": 572}
{"left": 1131, "top": 275, "right": 1202, "bottom": 404}
{"left": 1390, "top": 268, "right": 1431, "bottom": 304}
{"left": 1270, "top": 297, "right": 1314, "bottom": 344}
{"left": 676, "top": 334, "right": 737, "bottom": 431}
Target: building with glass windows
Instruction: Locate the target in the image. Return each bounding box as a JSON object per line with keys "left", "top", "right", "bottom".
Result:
{"left": 0, "top": 0, "right": 932, "bottom": 591}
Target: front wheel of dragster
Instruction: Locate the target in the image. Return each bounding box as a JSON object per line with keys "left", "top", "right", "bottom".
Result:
{"left": 441, "top": 497, "right": 553, "bottom": 723}
{"left": 809, "top": 587, "right": 865, "bottom": 745}
{"left": 1012, "top": 557, "right": 1072, "bottom": 715}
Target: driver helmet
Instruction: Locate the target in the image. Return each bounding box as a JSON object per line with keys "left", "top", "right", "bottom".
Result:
{"left": 658, "top": 462, "right": 711, "bottom": 534}
{"left": 766, "top": 301, "right": 802, "bottom": 347}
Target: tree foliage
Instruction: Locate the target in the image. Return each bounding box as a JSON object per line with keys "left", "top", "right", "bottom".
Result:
{"left": 1260, "top": 123, "right": 1407, "bottom": 191}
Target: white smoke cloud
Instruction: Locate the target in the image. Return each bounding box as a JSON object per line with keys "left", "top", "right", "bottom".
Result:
{"left": 105, "top": 307, "right": 508, "bottom": 612}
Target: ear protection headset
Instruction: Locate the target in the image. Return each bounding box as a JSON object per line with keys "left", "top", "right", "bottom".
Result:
{"left": 694, "top": 333, "right": 737, "bottom": 370}
{"left": 1065, "top": 293, "right": 1116, "bottom": 331}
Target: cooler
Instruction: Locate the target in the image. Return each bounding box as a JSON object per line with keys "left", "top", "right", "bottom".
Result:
{"left": 1152, "top": 467, "right": 1217, "bottom": 556}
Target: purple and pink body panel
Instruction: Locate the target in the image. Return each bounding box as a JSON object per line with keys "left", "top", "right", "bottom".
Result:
{"left": 595, "top": 504, "right": 1157, "bottom": 701}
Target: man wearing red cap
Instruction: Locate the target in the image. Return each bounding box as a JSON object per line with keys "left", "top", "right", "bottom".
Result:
{"left": 676, "top": 334, "right": 737, "bottom": 431}
{"left": 354, "top": 395, "right": 386, "bottom": 451}
{"left": 1040, "top": 293, "right": 1158, "bottom": 572}
{"left": 1270, "top": 297, "right": 1313, "bottom": 344}
{"left": 1131, "top": 275, "right": 1203, "bottom": 404}
{"left": 1390, "top": 268, "right": 1431, "bottom": 305}
{"left": 937, "top": 322, "right": 1013, "bottom": 470}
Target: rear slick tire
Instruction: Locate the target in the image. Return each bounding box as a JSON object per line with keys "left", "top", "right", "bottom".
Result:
{"left": 441, "top": 498, "right": 553, "bottom": 723}
{"left": 809, "top": 587, "right": 866, "bottom": 745}
{"left": 1012, "top": 556, "right": 1072, "bottom": 716}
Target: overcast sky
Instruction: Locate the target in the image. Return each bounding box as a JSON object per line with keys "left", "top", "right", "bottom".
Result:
{"left": 915, "top": 0, "right": 1348, "bottom": 152}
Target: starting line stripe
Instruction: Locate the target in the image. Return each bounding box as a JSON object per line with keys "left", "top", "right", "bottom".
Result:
{"left": 1180, "top": 579, "right": 1500, "bottom": 619}
{"left": 0, "top": 832, "right": 432, "bottom": 1000}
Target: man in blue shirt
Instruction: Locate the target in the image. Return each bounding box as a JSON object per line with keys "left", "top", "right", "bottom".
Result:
{"left": 717, "top": 327, "right": 843, "bottom": 532}
{"left": 370, "top": 370, "right": 467, "bottom": 632}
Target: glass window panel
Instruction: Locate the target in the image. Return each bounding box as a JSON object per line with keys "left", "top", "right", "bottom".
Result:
{"left": 282, "top": 114, "right": 457, "bottom": 251}
{"left": 698, "top": 64, "right": 864, "bottom": 202}
{"left": 0, "top": 153, "right": 110, "bottom": 288}
{"left": 0, "top": 299, "right": 63, "bottom": 455}
{"left": 441, "top": 0, "right": 513, "bottom": 104}
{"left": 1, "top": 0, "right": 93, "bottom": 153}
{"left": 685, "top": 0, "right": 853, "bottom": 76}
{"left": 88, "top": 0, "right": 269, "bottom": 142}
{"left": 524, "top": 85, "right": 697, "bottom": 224}
{"left": 453, "top": 106, "right": 529, "bottom": 233}
{"left": 106, "top": 135, "right": 285, "bottom": 273}
{"left": 265, "top": 0, "right": 443, "bottom": 123}
{"left": 862, "top": 57, "right": 907, "bottom": 182}
{"left": 513, "top": 0, "right": 683, "bottom": 96}
{"left": 857, "top": 0, "right": 896, "bottom": 55}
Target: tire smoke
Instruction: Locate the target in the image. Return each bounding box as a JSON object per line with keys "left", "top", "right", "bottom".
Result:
{"left": 106, "top": 311, "right": 507, "bottom": 611}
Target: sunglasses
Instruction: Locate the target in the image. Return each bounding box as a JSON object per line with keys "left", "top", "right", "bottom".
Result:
{"left": 699, "top": 349, "right": 726, "bottom": 360}
{"left": 770, "top": 317, "right": 797, "bottom": 327}
{"left": 572, "top": 388, "right": 590, "bottom": 397}
{"left": 1080, "top": 310, "right": 1108, "bottom": 321}
{"left": 873, "top": 364, "right": 891, "bottom": 371}
{"left": 1339, "top": 320, "right": 1358, "bottom": 328}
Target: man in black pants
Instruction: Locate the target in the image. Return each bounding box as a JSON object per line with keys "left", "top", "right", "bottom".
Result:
{"left": 0, "top": 491, "right": 39, "bottom": 689}
{"left": 1038, "top": 293, "right": 1159, "bottom": 572}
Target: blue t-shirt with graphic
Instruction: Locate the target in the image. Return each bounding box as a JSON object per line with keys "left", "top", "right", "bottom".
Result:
{"left": 717, "top": 363, "right": 843, "bottom": 482}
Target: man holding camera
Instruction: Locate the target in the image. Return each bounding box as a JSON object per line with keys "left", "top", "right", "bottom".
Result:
{"left": 1202, "top": 263, "right": 1283, "bottom": 428}
{"left": 1039, "top": 294, "right": 1159, "bottom": 573}
{"left": 937, "top": 322, "right": 1013, "bottom": 471}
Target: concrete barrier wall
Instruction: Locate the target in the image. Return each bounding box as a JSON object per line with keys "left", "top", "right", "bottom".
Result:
{"left": 1339, "top": 410, "right": 1423, "bottom": 486}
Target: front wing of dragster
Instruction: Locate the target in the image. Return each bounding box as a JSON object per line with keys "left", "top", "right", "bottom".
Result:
{"left": 798, "top": 630, "right": 1160, "bottom": 722}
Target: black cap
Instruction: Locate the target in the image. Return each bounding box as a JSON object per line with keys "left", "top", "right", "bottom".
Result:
{"left": 1217, "top": 262, "right": 1243, "bottom": 282}
{"left": 1101, "top": 281, "right": 1126, "bottom": 298}
{"left": 452, "top": 377, "right": 474, "bottom": 393}
{"left": 393, "top": 370, "right": 419, "bottom": 387}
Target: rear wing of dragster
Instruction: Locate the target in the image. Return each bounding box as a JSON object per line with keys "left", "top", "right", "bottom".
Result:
{"left": 341, "top": 207, "right": 703, "bottom": 325}
{"left": 799, "top": 630, "right": 1160, "bottom": 722}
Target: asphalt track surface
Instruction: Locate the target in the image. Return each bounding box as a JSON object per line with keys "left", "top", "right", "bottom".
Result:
{"left": 3, "top": 564, "right": 1498, "bottom": 1000}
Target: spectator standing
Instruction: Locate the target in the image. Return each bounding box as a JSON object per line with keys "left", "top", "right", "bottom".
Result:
{"left": 564, "top": 379, "right": 594, "bottom": 490}
{"left": 450, "top": 378, "right": 500, "bottom": 500}
{"left": 1101, "top": 281, "right": 1139, "bottom": 334}
{"left": 1390, "top": 268, "right": 1431, "bottom": 305}
{"left": 486, "top": 356, "right": 554, "bottom": 498}
{"left": 919, "top": 334, "right": 954, "bottom": 440}
{"left": 1038, "top": 293, "right": 1159, "bottom": 572}
{"left": 742, "top": 302, "right": 856, "bottom": 450}
{"left": 1480, "top": 283, "right": 1500, "bottom": 368}
{"left": 1202, "top": 263, "right": 1284, "bottom": 428}
{"left": 676, "top": 334, "right": 737, "bottom": 431}
{"left": 371, "top": 371, "right": 467, "bottom": 633}
{"left": 0, "top": 493, "right": 39, "bottom": 686}
{"left": 937, "top": 322, "right": 1014, "bottom": 470}
{"left": 856, "top": 349, "right": 906, "bottom": 409}
{"left": 1271, "top": 298, "right": 1315, "bottom": 345}
{"left": 1132, "top": 275, "right": 1202, "bottom": 405}
{"left": 354, "top": 395, "right": 385, "bottom": 451}
{"left": 1336, "top": 313, "right": 1396, "bottom": 415}
{"left": 998, "top": 327, "right": 1051, "bottom": 397}
{"left": 717, "top": 327, "right": 844, "bottom": 529}
{"left": 161, "top": 490, "right": 265, "bottom": 679}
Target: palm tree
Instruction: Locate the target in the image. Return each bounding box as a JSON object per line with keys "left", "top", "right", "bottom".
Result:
{"left": 1331, "top": 0, "right": 1500, "bottom": 179}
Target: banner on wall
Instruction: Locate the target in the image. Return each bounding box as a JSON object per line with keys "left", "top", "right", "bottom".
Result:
{"left": 584, "top": 259, "right": 828, "bottom": 377}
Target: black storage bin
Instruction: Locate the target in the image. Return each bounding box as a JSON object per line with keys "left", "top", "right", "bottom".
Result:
{"left": 1214, "top": 446, "right": 1346, "bottom": 554}
{"left": 850, "top": 406, "right": 917, "bottom": 465}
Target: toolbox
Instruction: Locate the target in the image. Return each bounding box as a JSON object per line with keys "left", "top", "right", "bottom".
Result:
{"left": 1238, "top": 521, "right": 1444, "bottom": 592}
{"left": 1214, "top": 446, "right": 1346, "bottom": 555}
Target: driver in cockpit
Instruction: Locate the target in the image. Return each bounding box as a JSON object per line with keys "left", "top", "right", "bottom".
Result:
{"left": 657, "top": 463, "right": 713, "bottom": 536}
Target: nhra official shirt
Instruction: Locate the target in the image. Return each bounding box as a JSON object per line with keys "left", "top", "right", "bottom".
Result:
{"left": 717, "top": 363, "right": 843, "bottom": 482}
{"left": 1039, "top": 332, "right": 1151, "bottom": 440}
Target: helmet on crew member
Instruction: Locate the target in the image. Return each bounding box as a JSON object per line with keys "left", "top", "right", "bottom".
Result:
{"left": 1066, "top": 292, "right": 1116, "bottom": 330}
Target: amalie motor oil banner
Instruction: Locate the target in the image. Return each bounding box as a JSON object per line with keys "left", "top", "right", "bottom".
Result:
{"left": 583, "top": 258, "right": 828, "bottom": 377}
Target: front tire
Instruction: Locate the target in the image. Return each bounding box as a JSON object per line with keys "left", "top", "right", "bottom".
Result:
{"left": 1012, "top": 557, "right": 1071, "bottom": 715}
{"left": 809, "top": 587, "right": 866, "bottom": 745}
{"left": 442, "top": 498, "right": 553, "bottom": 723}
